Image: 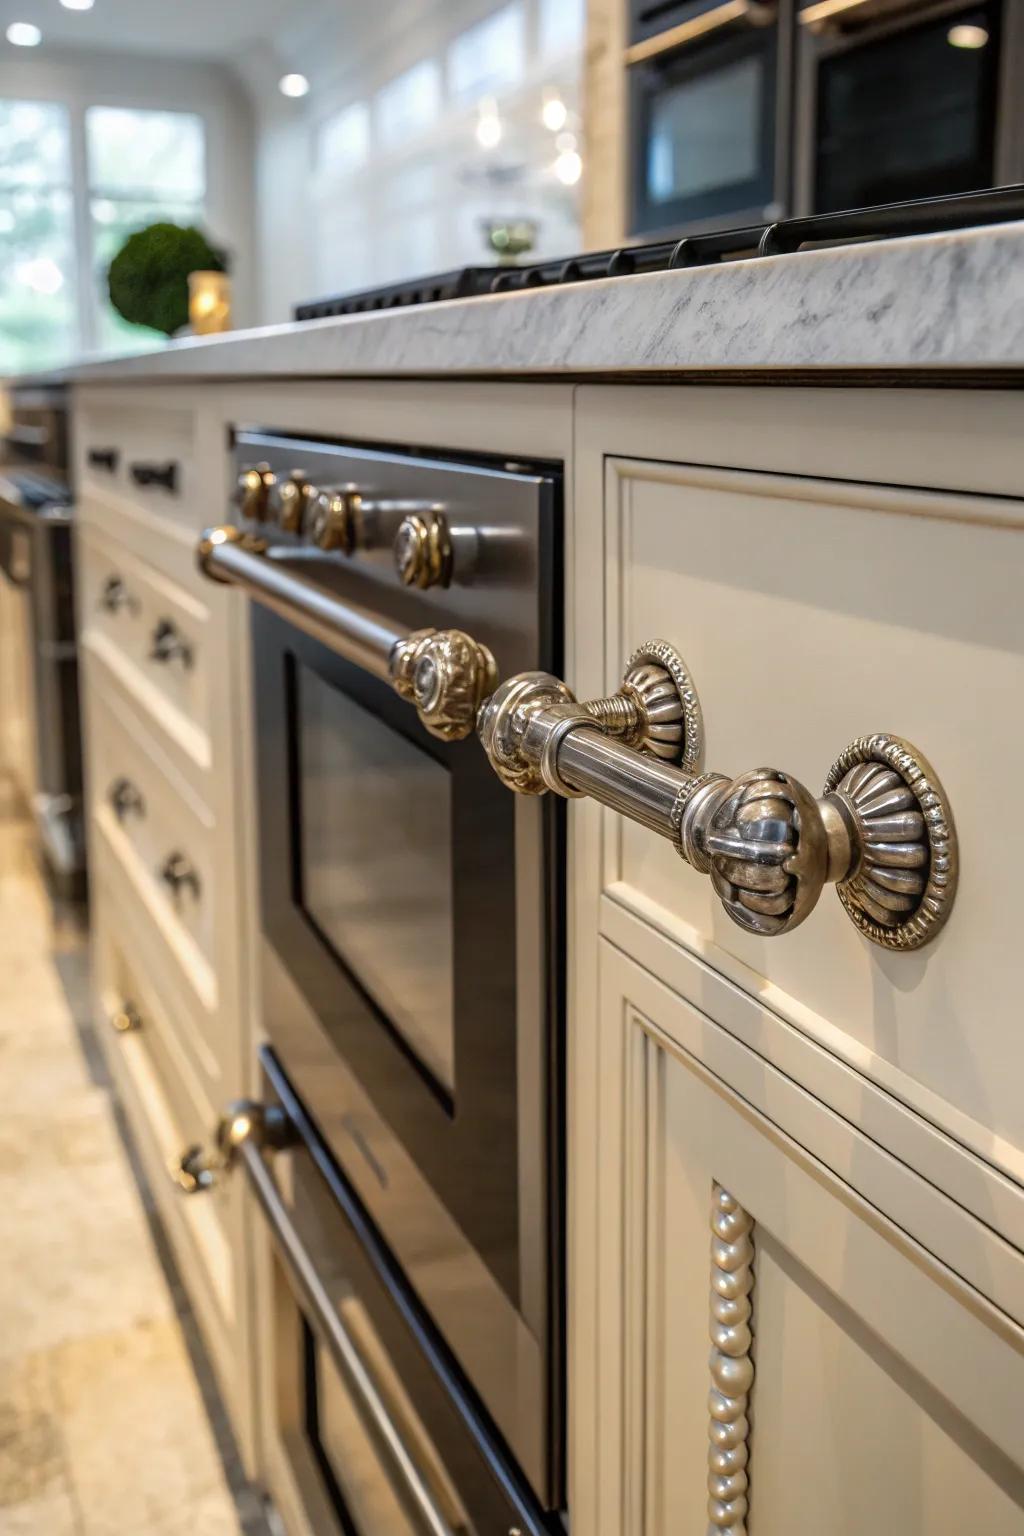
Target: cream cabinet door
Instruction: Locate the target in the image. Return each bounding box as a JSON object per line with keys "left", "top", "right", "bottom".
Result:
{"left": 567, "top": 387, "right": 1024, "bottom": 1534}
{"left": 571, "top": 386, "right": 1024, "bottom": 1189}
{"left": 586, "top": 943, "right": 1024, "bottom": 1536}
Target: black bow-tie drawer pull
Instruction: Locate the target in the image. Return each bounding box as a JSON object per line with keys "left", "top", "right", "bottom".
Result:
{"left": 159, "top": 851, "right": 201, "bottom": 903}
{"left": 98, "top": 574, "right": 138, "bottom": 615}
{"left": 149, "top": 618, "right": 194, "bottom": 669}
{"left": 129, "top": 460, "right": 178, "bottom": 494}
{"left": 108, "top": 776, "right": 146, "bottom": 823}
{"left": 88, "top": 447, "right": 119, "bottom": 473}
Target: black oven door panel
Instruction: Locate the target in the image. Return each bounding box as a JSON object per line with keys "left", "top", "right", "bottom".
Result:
{"left": 257, "top": 610, "right": 529, "bottom": 1296}
{"left": 630, "top": 21, "right": 782, "bottom": 234}
{"left": 259, "top": 1048, "right": 561, "bottom": 1536}
{"left": 811, "top": 0, "right": 1002, "bottom": 212}
{"left": 254, "top": 611, "right": 563, "bottom": 1506}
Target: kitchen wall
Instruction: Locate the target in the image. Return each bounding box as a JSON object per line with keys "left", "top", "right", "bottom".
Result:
{"left": 240, "top": 0, "right": 587, "bottom": 322}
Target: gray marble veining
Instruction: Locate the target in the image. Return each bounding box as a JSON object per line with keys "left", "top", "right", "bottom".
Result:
{"left": 22, "top": 219, "right": 1024, "bottom": 384}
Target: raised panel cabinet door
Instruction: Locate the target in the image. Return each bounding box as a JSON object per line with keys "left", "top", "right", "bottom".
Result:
{"left": 588, "top": 448, "right": 1024, "bottom": 1186}
{"left": 586, "top": 942, "right": 1024, "bottom": 1536}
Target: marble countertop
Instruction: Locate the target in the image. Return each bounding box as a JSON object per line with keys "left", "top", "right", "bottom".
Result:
{"left": 16, "top": 219, "right": 1024, "bottom": 385}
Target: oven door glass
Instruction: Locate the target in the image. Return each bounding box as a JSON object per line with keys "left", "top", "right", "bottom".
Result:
{"left": 813, "top": 1, "right": 1000, "bottom": 212}
{"left": 631, "top": 22, "right": 779, "bottom": 233}
{"left": 256, "top": 611, "right": 530, "bottom": 1301}
{"left": 298, "top": 665, "right": 456, "bottom": 1095}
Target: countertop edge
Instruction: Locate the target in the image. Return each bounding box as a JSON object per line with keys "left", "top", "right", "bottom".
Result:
{"left": 10, "top": 219, "right": 1024, "bottom": 387}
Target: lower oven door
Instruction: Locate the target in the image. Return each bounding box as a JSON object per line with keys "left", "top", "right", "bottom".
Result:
{"left": 252, "top": 1047, "right": 558, "bottom": 1536}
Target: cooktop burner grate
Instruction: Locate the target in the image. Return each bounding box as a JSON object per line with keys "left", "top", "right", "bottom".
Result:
{"left": 294, "top": 183, "right": 1024, "bottom": 322}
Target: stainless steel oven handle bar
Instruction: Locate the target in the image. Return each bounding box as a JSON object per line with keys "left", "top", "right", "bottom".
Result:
{"left": 197, "top": 525, "right": 497, "bottom": 742}
{"left": 464, "top": 639, "right": 957, "bottom": 953}
{"left": 196, "top": 527, "right": 958, "bottom": 951}
{"left": 175, "top": 1102, "right": 458, "bottom": 1536}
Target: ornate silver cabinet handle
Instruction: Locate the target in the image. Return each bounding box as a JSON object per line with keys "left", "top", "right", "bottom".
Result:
{"left": 471, "top": 639, "right": 957, "bottom": 952}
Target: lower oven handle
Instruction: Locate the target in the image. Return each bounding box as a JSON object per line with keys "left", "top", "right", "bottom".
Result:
{"left": 237, "top": 1136, "right": 459, "bottom": 1536}
{"left": 197, "top": 525, "right": 497, "bottom": 742}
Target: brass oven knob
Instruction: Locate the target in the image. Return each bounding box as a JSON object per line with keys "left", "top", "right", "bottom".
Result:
{"left": 235, "top": 462, "right": 276, "bottom": 521}
{"left": 389, "top": 628, "right": 497, "bottom": 741}
{"left": 311, "top": 487, "right": 363, "bottom": 554}
{"left": 274, "top": 470, "right": 317, "bottom": 534}
{"left": 394, "top": 510, "right": 452, "bottom": 589}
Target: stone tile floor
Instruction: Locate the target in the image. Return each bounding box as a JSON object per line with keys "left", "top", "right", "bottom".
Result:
{"left": 0, "top": 793, "right": 266, "bottom": 1535}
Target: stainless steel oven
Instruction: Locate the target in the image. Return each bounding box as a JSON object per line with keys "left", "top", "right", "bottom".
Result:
{"left": 796, "top": 0, "right": 1024, "bottom": 212}
{"left": 0, "top": 384, "right": 83, "bottom": 899}
{"left": 627, "top": 0, "right": 794, "bottom": 235}
{"left": 238, "top": 1047, "right": 560, "bottom": 1535}
{"left": 201, "top": 431, "right": 564, "bottom": 1512}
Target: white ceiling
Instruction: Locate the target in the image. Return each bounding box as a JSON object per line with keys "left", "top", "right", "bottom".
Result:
{"left": 0, "top": 0, "right": 330, "bottom": 61}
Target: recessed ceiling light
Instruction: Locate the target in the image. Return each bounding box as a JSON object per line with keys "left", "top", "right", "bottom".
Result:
{"left": 279, "top": 73, "right": 310, "bottom": 99}
{"left": 6, "top": 22, "right": 42, "bottom": 46}
{"left": 947, "top": 21, "right": 988, "bottom": 45}
{"left": 60, "top": 0, "right": 96, "bottom": 10}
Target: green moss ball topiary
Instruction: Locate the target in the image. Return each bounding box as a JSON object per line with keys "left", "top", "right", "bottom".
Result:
{"left": 107, "top": 222, "right": 227, "bottom": 337}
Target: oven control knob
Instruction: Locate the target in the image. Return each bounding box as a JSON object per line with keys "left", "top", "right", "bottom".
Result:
{"left": 311, "top": 487, "right": 362, "bottom": 554}
{"left": 235, "top": 462, "right": 276, "bottom": 522}
{"left": 394, "top": 510, "right": 452, "bottom": 589}
{"left": 274, "top": 470, "right": 317, "bottom": 534}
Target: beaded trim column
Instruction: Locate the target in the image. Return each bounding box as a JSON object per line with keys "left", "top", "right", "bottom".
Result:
{"left": 707, "top": 1184, "right": 755, "bottom": 1534}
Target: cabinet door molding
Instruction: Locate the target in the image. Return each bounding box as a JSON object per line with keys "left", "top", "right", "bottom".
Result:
{"left": 586, "top": 942, "right": 1024, "bottom": 1536}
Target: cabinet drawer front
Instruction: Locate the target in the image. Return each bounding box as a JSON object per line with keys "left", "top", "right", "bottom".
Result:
{"left": 598, "top": 456, "right": 1024, "bottom": 1174}
{"left": 78, "top": 528, "right": 211, "bottom": 769}
{"left": 582, "top": 943, "right": 1024, "bottom": 1536}
{"left": 86, "top": 663, "right": 216, "bottom": 1002}
{"left": 91, "top": 880, "right": 237, "bottom": 1393}
{"left": 76, "top": 400, "right": 197, "bottom": 529}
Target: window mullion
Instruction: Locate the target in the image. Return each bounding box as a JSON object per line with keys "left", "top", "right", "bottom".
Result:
{"left": 69, "top": 101, "right": 96, "bottom": 356}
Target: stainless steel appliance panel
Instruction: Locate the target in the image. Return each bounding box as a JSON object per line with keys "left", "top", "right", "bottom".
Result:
{"left": 0, "top": 385, "right": 82, "bottom": 896}
{"left": 241, "top": 432, "right": 564, "bottom": 1507}
{"left": 257, "top": 1047, "right": 561, "bottom": 1536}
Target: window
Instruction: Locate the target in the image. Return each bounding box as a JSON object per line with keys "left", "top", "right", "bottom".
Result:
{"left": 86, "top": 107, "right": 206, "bottom": 353}
{"left": 0, "top": 101, "right": 76, "bottom": 373}
{"left": 447, "top": 4, "right": 526, "bottom": 100}
{"left": 0, "top": 100, "right": 207, "bottom": 369}
{"left": 374, "top": 61, "right": 442, "bottom": 150}
{"left": 539, "top": 0, "right": 586, "bottom": 58}
{"left": 316, "top": 103, "right": 370, "bottom": 178}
